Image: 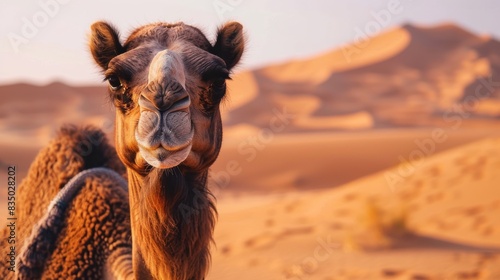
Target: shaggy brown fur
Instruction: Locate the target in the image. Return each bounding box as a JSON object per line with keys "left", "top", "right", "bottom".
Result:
{"left": 0, "top": 125, "right": 132, "bottom": 279}
{"left": 129, "top": 168, "right": 216, "bottom": 279}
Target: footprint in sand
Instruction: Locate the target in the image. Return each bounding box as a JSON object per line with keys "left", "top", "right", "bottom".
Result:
{"left": 427, "top": 166, "right": 441, "bottom": 178}
{"left": 425, "top": 192, "right": 445, "bottom": 203}
{"left": 471, "top": 215, "right": 487, "bottom": 230}
{"left": 434, "top": 219, "right": 458, "bottom": 231}
{"left": 410, "top": 274, "right": 431, "bottom": 280}
{"left": 285, "top": 202, "right": 299, "bottom": 213}
{"left": 478, "top": 252, "right": 496, "bottom": 265}
{"left": 247, "top": 258, "right": 259, "bottom": 267}
{"left": 472, "top": 171, "right": 484, "bottom": 181}
{"left": 481, "top": 225, "right": 493, "bottom": 236}
{"left": 244, "top": 233, "right": 276, "bottom": 249}
{"left": 330, "top": 222, "right": 344, "bottom": 230}
{"left": 476, "top": 155, "right": 488, "bottom": 167}
{"left": 335, "top": 208, "right": 351, "bottom": 216}
{"left": 457, "top": 156, "right": 487, "bottom": 180}
{"left": 245, "top": 227, "right": 315, "bottom": 250}
{"left": 279, "top": 226, "right": 314, "bottom": 237}
{"left": 381, "top": 269, "right": 405, "bottom": 277}
{"left": 413, "top": 179, "right": 425, "bottom": 189}
{"left": 343, "top": 193, "right": 359, "bottom": 202}
{"left": 220, "top": 245, "right": 232, "bottom": 256}
{"left": 462, "top": 206, "right": 483, "bottom": 216}
{"left": 265, "top": 218, "right": 275, "bottom": 227}
{"left": 454, "top": 270, "right": 480, "bottom": 279}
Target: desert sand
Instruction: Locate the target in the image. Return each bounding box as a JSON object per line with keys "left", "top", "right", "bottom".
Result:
{"left": 1, "top": 23, "right": 500, "bottom": 279}
{"left": 210, "top": 137, "right": 500, "bottom": 280}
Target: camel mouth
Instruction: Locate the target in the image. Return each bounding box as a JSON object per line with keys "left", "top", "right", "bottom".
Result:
{"left": 138, "top": 143, "right": 192, "bottom": 169}
{"left": 135, "top": 109, "right": 194, "bottom": 169}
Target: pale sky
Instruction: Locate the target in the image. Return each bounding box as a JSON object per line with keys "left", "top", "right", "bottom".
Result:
{"left": 1, "top": 0, "right": 499, "bottom": 85}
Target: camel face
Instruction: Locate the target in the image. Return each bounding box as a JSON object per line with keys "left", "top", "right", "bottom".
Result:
{"left": 90, "top": 22, "right": 244, "bottom": 171}
{"left": 135, "top": 49, "right": 193, "bottom": 169}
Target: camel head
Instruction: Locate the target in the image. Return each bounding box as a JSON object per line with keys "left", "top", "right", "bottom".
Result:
{"left": 89, "top": 21, "right": 244, "bottom": 174}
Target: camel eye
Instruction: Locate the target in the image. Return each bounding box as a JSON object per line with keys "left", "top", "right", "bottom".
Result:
{"left": 206, "top": 70, "right": 229, "bottom": 94}
{"left": 210, "top": 77, "right": 227, "bottom": 103}
{"left": 213, "top": 77, "right": 226, "bottom": 86}
{"left": 107, "top": 75, "right": 123, "bottom": 91}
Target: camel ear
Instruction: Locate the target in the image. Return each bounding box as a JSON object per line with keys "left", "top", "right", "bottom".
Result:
{"left": 212, "top": 22, "right": 244, "bottom": 70}
{"left": 89, "top": 21, "right": 124, "bottom": 70}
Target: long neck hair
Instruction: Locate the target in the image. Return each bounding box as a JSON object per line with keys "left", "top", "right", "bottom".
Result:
{"left": 132, "top": 167, "right": 216, "bottom": 279}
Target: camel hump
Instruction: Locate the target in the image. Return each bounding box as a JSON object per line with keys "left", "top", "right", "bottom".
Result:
{"left": 2, "top": 124, "right": 128, "bottom": 279}
{"left": 55, "top": 124, "right": 125, "bottom": 173}
{"left": 17, "top": 167, "right": 127, "bottom": 279}
{"left": 21, "top": 124, "right": 126, "bottom": 198}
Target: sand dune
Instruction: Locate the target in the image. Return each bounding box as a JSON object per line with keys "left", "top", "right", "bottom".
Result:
{"left": 209, "top": 137, "right": 500, "bottom": 279}
{"left": 211, "top": 128, "right": 500, "bottom": 193}
{"left": 224, "top": 23, "right": 500, "bottom": 132}
{"left": 259, "top": 26, "right": 412, "bottom": 85}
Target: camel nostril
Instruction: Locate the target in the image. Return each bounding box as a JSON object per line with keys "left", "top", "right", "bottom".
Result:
{"left": 139, "top": 92, "right": 190, "bottom": 113}
{"left": 138, "top": 95, "right": 160, "bottom": 113}
{"left": 169, "top": 95, "right": 191, "bottom": 112}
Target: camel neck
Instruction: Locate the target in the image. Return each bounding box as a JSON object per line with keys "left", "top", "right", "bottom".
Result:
{"left": 127, "top": 167, "right": 216, "bottom": 280}
{"left": 127, "top": 171, "right": 155, "bottom": 280}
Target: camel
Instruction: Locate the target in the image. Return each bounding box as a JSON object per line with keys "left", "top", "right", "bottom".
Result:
{"left": 0, "top": 20, "right": 244, "bottom": 279}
